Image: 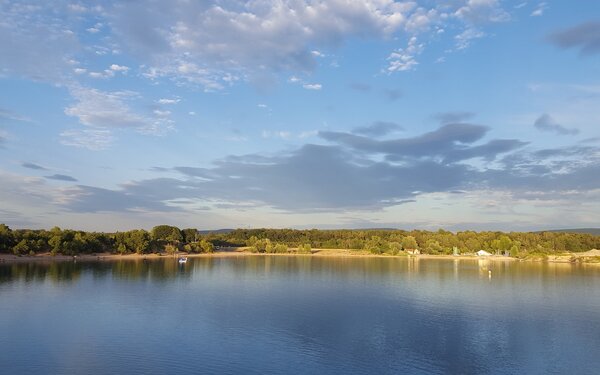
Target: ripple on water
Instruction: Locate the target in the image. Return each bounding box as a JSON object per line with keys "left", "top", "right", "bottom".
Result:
{"left": 1, "top": 257, "right": 600, "bottom": 374}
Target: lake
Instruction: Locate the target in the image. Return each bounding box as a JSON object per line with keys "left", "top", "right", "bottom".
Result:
{"left": 1, "top": 256, "right": 600, "bottom": 374}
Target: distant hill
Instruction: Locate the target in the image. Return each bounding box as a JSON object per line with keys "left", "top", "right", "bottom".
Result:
{"left": 198, "top": 229, "right": 234, "bottom": 235}
{"left": 203, "top": 228, "right": 600, "bottom": 235}
{"left": 545, "top": 228, "right": 600, "bottom": 235}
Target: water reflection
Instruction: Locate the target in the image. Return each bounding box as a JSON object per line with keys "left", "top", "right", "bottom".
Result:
{"left": 1, "top": 256, "right": 599, "bottom": 286}
{"left": 1, "top": 256, "right": 599, "bottom": 375}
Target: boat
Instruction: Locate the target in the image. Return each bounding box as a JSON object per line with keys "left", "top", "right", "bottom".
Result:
{"left": 178, "top": 257, "right": 188, "bottom": 264}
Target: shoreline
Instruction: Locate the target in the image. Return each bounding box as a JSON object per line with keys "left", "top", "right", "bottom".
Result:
{"left": 1, "top": 248, "right": 599, "bottom": 264}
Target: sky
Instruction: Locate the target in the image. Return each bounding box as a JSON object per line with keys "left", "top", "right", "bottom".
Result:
{"left": 1, "top": 0, "right": 599, "bottom": 232}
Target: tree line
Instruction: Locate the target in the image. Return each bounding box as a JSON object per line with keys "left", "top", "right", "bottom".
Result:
{"left": 1, "top": 224, "right": 599, "bottom": 257}
{"left": 0, "top": 224, "right": 212, "bottom": 256}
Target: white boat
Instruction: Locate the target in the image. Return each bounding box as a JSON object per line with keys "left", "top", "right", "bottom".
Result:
{"left": 178, "top": 257, "right": 188, "bottom": 264}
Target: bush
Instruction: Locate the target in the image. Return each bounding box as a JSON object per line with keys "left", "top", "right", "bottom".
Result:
{"left": 387, "top": 242, "right": 402, "bottom": 255}
{"left": 165, "top": 244, "right": 177, "bottom": 255}
{"left": 297, "top": 243, "right": 312, "bottom": 254}
{"left": 364, "top": 236, "right": 387, "bottom": 254}
{"left": 273, "top": 243, "right": 288, "bottom": 253}
{"left": 199, "top": 239, "right": 214, "bottom": 253}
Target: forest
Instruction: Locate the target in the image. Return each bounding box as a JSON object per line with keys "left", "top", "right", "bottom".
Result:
{"left": 1, "top": 224, "right": 599, "bottom": 257}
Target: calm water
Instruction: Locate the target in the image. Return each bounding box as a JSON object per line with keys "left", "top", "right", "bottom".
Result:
{"left": 1, "top": 256, "right": 600, "bottom": 374}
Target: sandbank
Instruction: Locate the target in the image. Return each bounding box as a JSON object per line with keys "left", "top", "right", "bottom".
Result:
{"left": 1, "top": 247, "right": 598, "bottom": 264}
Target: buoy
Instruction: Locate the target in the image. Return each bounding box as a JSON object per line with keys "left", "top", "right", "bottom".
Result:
{"left": 488, "top": 270, "right": 492, "bottom": 278}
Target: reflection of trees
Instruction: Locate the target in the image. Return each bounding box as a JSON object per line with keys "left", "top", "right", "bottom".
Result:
{"left": 0, "top": 261, "right": 84, "bottom": 284}
{"left": 110, "top": 259, "right": 195, "bottom": 282}
{"left": 0, "top": 259, "right": 198, "bottom": 285}
{"left": 2, "top": 256, "right": 600, "bottom": 288}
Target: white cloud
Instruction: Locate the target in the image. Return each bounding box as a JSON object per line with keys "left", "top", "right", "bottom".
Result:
{"left": 262, "top": 130, "right": 315, "bottom": 139}
{"left": 157, "top": 98, "right": 180, "bottom": 105}
{"left": 86, "top": 22, "right": 103, "bottom": 33}
{"left": 0, "top": 3, "right": 79, "bottom": 82}
{"left": 455, "top": 28, "right": 485, "bottom": 50}
{"left": 141, "top": 60, "right": 230, "bottom": 91}
{"left": 89, "top": 70, "right": 113, "bottom": 79}
{"left": 262, "top": 130, "right": 291, "bottom": 139}
{"left": 153, "top": 109, "right": 171, "bottom": 117}
{"left": 0, "top": 1, "right": 516, "bottom": 87}
{"left": 302, "top": 83, "right": 322, "bottom": 90}
{"left": 63, "top": 86, "right": 175, "bottom": 138}
{"left": 88, "top": 64, "right": 129, "bottom": 79}
{"left": 65, "top": 86, "right": 149, "bottom": 129}
{"left": 109, "top": 64, "right": 129, "bottom": 72}
{"left": 405, "top": 7, "right": 438, "bottom": 33}
{"left": 454, "top": 0, "right": 510, "bottom": 24}
{"left": 67, "top": 4, "right": 88, "bottom": 13}
{"left": 530, "top": 2, "right": 548, "bottom": 17}
{"left": 60, "top": 128, "right": 114, "bottom": 151}
{"left": 387, "top": 36, "right": 424, "bottom": 72}
{"left": 109, "top": 0, "right": 418, "bottom": 88}
{"left": 74, "top": 68, "right": 87, "bottom": 75}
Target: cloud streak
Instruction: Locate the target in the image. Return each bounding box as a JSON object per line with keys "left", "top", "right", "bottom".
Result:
{"left": 45, "top": 174, "right": 78, "bottom": 182}
{"left": 352, "top": 121, "right": 404, "bottom": 137}
{"left": 534, "top": 114, "right": 579, "bottom": 135}
{"left": 51, "top": 121, "right": 594, "bottom": 216}
{"left": 320, "top": 123, "right": 526, "bottom": 163}
{"left": 22, "top": 162, "right": 48, "bottom": 171}
{"left": 548, "top": 21, "right": 600, "bottom": 56}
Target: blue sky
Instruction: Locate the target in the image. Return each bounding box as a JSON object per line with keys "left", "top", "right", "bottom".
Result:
{"left": 1, "top": 0, "right": 599, "bottom": 231}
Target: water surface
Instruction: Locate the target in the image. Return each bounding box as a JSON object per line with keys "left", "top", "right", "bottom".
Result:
{"left": 1, "top": 256, "right": 599, "bottom": 374}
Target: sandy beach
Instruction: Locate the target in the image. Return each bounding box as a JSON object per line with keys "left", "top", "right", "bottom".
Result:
{"left": 2, "top": 247, "right": 598, "bottom": 264}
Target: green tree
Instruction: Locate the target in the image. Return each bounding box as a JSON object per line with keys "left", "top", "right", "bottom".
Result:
{"left": 297, "top": 243, "right": 312, "bottom": 254}
{"left": 151, "top": 225, "right": 183, "bottom": 243}
{"left": 128, "top": 230, "right": 151, "bottom": 254}
{"left": 165, "top": 244, "right": 177, "bottom": 255}
{"left": 401, "top": 236, "right": 418, "bottom": 251}
{"left": 0, "top": 224, "right": 15, "bottom": 253}
{"left": 509, "top": 244, "right": 520, "bottom": 257}
{"left": 491, "top": 235, "right": 512, "bottom": 255}
{"left": 273, "top": 243, "right": 288, "bottom": 253}
{"left": 181, "top": 228, "right": 199, "bottom": 243}
{"left": 199, "top": 239, "right": 214, "bottom": 253}
{"left": 246, "top": 236, "right": 259, "bottom": 247}
{"left": 424, "top": 239, "right": 443, "bottom": 254}
{"left": 388, "top": 241, "right": 402, "bottom": 255}
{"left": 364, "top": 236, "right": 387, "bottom": 254}
{"left": 13, "top": 240, "right": 31, "bottom": 255}
{"left": 252, "top": 238, "right": 271, "bottom": 253}
{"left": 117, "top": 243, "right": 127, "bottom": 255}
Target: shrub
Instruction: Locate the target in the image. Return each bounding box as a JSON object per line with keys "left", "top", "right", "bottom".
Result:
{"left": 165, "top": 244, "right": 177, "bottom": 255}
{"left": 273, "top": 243, "right": 288, "bottom": 253}
{"left": 297, "top": 243, "right": 312, "bottom": 254}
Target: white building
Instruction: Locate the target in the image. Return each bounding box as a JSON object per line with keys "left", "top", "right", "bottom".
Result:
{"left": 477, "top": 250, "right": 492, "bottom": 257}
